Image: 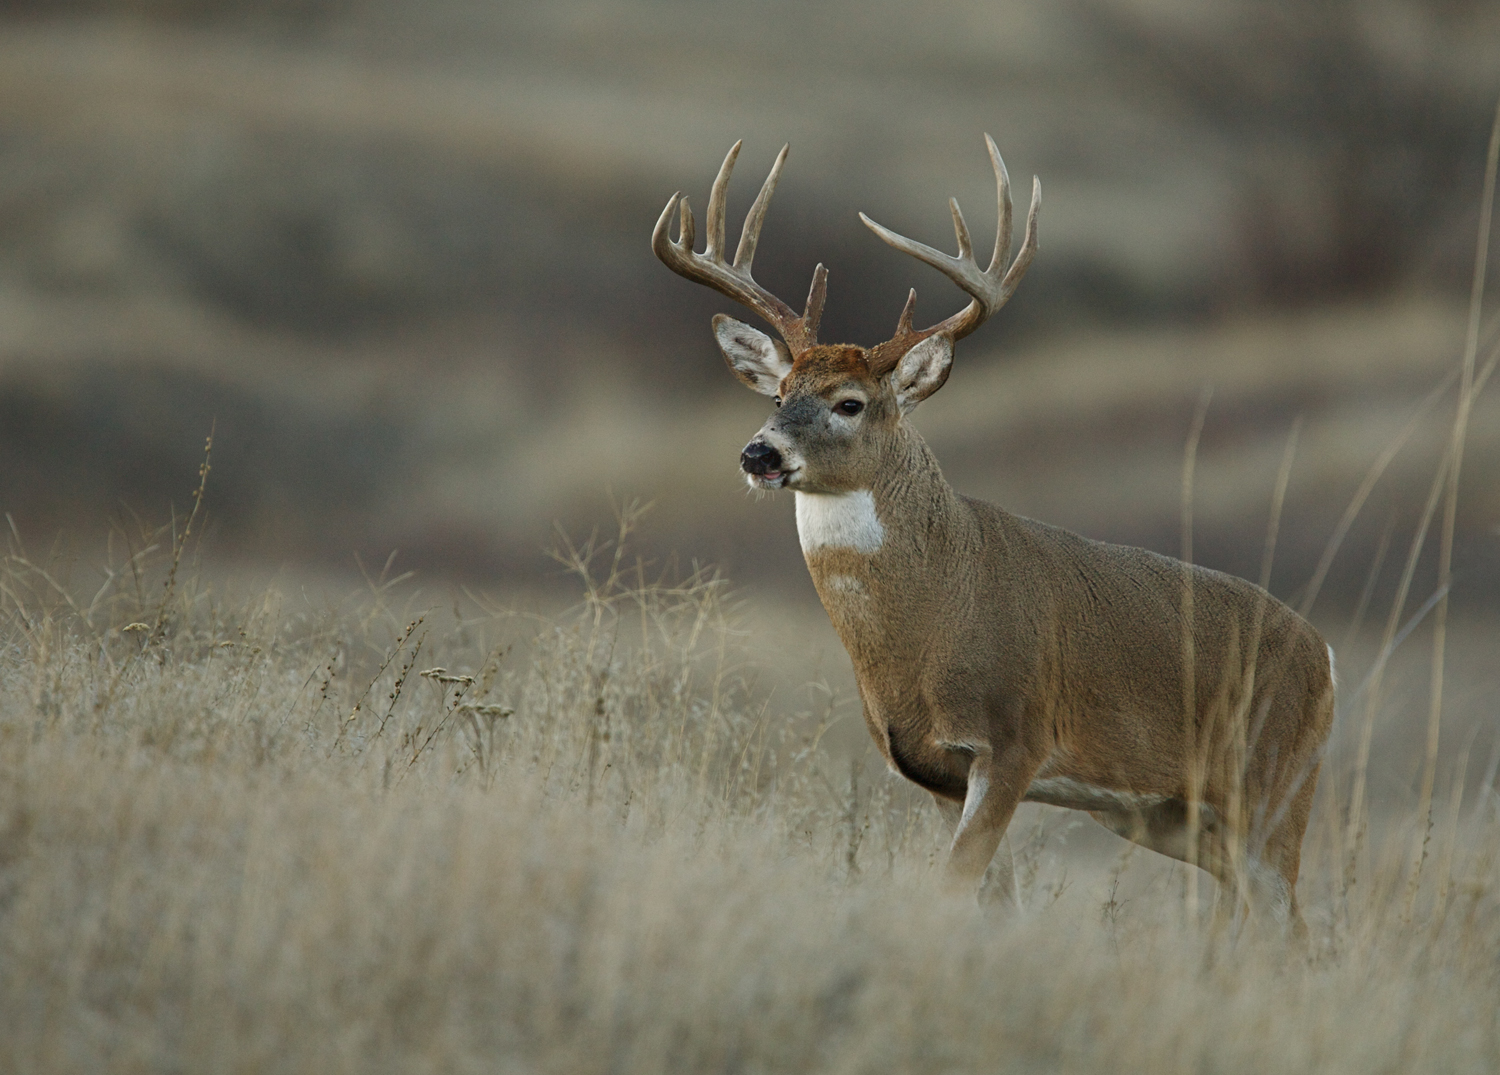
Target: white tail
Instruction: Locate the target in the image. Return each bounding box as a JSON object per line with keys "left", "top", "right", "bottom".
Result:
{"left": 654, "top": 138, "right": 1334, "bottom": 930}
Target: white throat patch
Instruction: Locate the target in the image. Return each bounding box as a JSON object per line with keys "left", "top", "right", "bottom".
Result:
{"left": 795, "top": 490, "right": 885, "bottom": 554}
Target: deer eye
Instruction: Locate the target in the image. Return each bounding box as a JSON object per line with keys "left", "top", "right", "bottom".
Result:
{"left": 774, "top": 396, "right": 782, "bottom": 408}
{"left": 837, "top": 399, "right": 864, "bottom": 416}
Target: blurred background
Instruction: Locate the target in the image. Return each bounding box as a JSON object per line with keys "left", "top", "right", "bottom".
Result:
{"left": 1, "top": 0, "right": 1498, "bottom": 617}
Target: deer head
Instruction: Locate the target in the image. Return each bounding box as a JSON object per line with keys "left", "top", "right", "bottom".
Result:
{"left": 652, "top": 136, "right": 1039, "bottom": 494}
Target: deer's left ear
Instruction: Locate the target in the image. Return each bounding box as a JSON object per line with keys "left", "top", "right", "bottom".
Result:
{"left": 890, "top": 334, "right": 953, "bottom": 412}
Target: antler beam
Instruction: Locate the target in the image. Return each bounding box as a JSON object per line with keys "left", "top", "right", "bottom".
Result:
{"left": 652, "top": 141, "right": 827, "bottom": 356}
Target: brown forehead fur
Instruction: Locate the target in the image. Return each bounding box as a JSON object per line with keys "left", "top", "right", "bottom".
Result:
{"left": 785, "top": 336, "right": 938, "bottom": 390}
{"left": 785, "top": 344, "right": 871, "bottom": 388}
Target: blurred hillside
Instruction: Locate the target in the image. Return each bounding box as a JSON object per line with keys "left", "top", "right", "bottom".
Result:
{"left": 0, "top": 0, "right": 1498, "bottom": 608}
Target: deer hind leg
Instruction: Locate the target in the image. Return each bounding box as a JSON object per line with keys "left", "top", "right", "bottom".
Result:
{"left": 1241, "top": 759, "right": 1322, "bottom": 940}
{"left": 1090, "top": 783, "right": 1313, "bottom": 935}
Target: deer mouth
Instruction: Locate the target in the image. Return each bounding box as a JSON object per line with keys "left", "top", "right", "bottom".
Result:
{"left": 751, "top": 468, "right": 796, "bottom": 489}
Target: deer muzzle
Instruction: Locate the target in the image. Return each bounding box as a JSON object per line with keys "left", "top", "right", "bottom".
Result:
{"left": 741, "top": 440, "right": 784, "bottom": 478}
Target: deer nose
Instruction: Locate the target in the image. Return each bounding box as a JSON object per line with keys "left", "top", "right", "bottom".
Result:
{"left": 740, "top": 441, "right": 783, "bottom": 475}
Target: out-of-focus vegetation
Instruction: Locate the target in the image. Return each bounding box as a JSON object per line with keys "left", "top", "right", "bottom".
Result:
{"left": 0, "top": 0, "right": 1497, "bottom": 606}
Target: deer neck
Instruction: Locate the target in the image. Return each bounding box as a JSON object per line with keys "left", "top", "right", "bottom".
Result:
{"left": 794, "top": 427, "right": 969, "bottom": 656}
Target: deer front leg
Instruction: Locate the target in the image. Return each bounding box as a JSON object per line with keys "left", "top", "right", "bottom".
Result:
{"left": 932, "top": 789, "right": 1016, "bottom": 906}
{"left": 943, "top": 746, "right": 1031, "bottom": 901}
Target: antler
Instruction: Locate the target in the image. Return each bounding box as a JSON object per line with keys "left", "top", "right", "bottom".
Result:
{"left": 860, "top": 134, "right": 1040, "bottom": 373}
{"left": 653, "top": 141, "right": 827, "bottom": 356}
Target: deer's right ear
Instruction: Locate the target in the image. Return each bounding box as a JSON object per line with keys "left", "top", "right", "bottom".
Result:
{"left": 713, "top": 314, "right": 793, "bottom": 397}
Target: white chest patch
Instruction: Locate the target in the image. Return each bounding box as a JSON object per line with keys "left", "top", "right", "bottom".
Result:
{"left": 795, "top": 490, "right": 885, "bottom": 554}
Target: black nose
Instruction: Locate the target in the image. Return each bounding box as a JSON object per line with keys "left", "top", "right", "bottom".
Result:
{"left": 740, "top": 441, "right": 783, "bottom": 475}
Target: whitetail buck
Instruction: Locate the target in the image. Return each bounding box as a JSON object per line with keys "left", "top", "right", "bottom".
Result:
{"left": 652, "top": 138, "right": 1334, "bottom": 928}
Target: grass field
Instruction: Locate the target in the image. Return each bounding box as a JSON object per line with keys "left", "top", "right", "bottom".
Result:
{"left": 0, "top": 495, "right": 1497, "bottom": 1074}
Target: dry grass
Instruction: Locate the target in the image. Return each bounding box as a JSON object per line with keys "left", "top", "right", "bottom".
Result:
{"left": 0, "top": 488, "right": 1498, "bottom": 1074}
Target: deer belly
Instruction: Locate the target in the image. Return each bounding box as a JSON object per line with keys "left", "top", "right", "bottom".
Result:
{"left": 1022, "top": 775, "right": 1170, "bottom": 813}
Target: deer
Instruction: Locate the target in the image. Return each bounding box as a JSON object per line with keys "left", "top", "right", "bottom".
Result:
{"left": 651, "top": 137, "right": 1335, "bottom": 931}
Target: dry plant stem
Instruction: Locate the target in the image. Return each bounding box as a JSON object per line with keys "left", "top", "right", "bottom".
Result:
{"left": 1338, "top": 513, "right": 1395, "bottom": 657}
{"left": 372, "top": 631, "right": 426, "bottom": 747}
{"left": 150, "top": 429, "right": 212, "bottom": 649}
{"left": 72, "top": 442, "right": 211, "bottom": 715}
{"left": 344, "top": 618, "right": 421, "bottom": 717}
{"left": 1410, "top": 98, "right": 1500, "bottom": 908}
{"left": 404, "top": 676, "right": 473, "bottom": 776}
{"left": 1298, "top": 365, "right": 1460, "bottom": 619}
{"left": 1260, "top": 417, "right": 1302, "bottom": 594}
{"left": 334, "top": 616, "right": 424, "bottom": 753}
{"left": 353, "top": 550, "right": 415, "bottom": 632}
{"left": 1347, "top": 448, "right": 1450, "bottom": 877}
{"left": 1345, "top": 585, "right": 1454, "bottom": 717}
{"left": 1, "top": 542, "right": 99, "bottom": 644}
{"left": 1433, "top": 727, "right": 1480, "bottom": 922}
{"left": 1179, "top": 386, "right": 1211, "bottom": 922}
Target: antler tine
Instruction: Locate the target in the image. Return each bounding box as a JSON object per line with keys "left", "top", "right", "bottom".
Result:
{"left": 804, "top": 262, "right": 828, "bottom": 341}
{"left": 894, "top": 288, "right": 917, "bottom": 336}
{"left": 987, "top": 133, "right": 1012, "bottom": 276}
{"left": 652, "top": 142, "right": 823, "bottom": 354}
{"left": 734, "top": 144, "right": 788, "bottom": 271}
{"left": 858, "top": 134, "right": 1040, "bottom": 346}
{"left": 1001, "top": 176, "right": 1042, "bottom": 299}
{"left": 678, "top": 196, "right": 696, "bottom": 252}
{"left": 949, "top": 198, "right": 973, "bottom": 265}
{"left": 652, "top": 192, "right": 696, "bottom": 271}
{"left": 652, "top": 192, "right": 682, "bottom": 251}
{"left": 704, "top": 141, "right": 740, "bottom": 261}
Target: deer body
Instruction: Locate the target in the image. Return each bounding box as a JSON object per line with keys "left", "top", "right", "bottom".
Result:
{"left": 654, "top": 139, "right": 1334, "bottom": 927}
